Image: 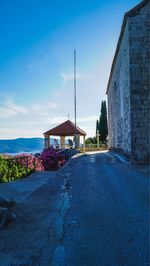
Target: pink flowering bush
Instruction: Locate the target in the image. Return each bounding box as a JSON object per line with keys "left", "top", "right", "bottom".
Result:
{"left": 0, "top": 148, "right": 69, "bottom": 182}
{"left": 14, "top": 154, "right": 44, "bottom": 172}
{"left": 41, "top": 148, "right": 68, "bottom": 171}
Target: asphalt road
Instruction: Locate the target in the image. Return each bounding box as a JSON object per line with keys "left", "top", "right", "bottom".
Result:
{"left": 0, "top": 151, "right": 149, "bottom": 266}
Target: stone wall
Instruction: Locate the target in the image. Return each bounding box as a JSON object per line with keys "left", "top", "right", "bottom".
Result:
{"left": 107, "top": 21, "right": 131, "bottom": 156}
{"left": 107, "top": 0, "right": 150, "bottom": 163}
{"left": 129, "top": 2, "right": 150, "bottom": 163}
{"left": 129, "top": 3, "right": 150, "bottom": 162}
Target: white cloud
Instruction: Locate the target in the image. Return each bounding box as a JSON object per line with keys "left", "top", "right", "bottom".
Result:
{"left": 31, "top": 102, "right": 57, "bottom": 114}
{"left": 0, "top": 100, "right": 28, "bottom": 118}
{"left": 0, "top": 107, "right": 17, "bottom": 118}
{"left": 0, "top": 63, "right": 106, "bottom": 138}
{"left": 6, "top": 100, "right": 28, "bottom": 114}
{"left": 0, "top": 99, "right": 57, "bottom": 118}
{"left": 0, "top": 128, "right": 43, "bottom": 139}
{"left": 77, "top": 115, "right": 98, "bottom": 123}
{"left": 47, "top": 116, "right": 68, "bottom": 125}
{"left": 60, "top": 72, "right": 92, "bottom": 83}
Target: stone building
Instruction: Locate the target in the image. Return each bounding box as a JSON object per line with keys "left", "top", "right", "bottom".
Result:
{"left": 106, "top": 0, "right": 150, "bottom": 163}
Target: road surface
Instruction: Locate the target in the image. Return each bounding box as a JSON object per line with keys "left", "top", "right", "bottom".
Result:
{"left": 0, "top": 151, "right": 149, "bottom": 266}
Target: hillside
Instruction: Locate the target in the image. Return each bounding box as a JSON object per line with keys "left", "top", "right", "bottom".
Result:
{"left": 0, "top": 138, "right": 44, "bottom": 154}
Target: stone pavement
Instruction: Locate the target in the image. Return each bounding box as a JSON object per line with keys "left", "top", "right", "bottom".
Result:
{"left": 0, "top": 151, "right": 149, "bottom": 266}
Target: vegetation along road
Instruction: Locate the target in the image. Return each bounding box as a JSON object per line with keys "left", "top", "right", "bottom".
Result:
{"left": 0, "top": 151, "right": 149, "bottom": 266}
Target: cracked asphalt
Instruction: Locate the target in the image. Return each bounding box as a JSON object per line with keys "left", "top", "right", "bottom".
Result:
{"left": 0, "top": 151, "right": 149, "bottom": 266}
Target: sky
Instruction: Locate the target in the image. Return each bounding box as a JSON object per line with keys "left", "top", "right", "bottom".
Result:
{"left": 0, "top": 0, "right": 141, "bottom": 139}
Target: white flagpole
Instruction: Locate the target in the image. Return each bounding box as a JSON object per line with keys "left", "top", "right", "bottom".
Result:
{"left": 74, "top": 49, "right": 77, "bottom": 148}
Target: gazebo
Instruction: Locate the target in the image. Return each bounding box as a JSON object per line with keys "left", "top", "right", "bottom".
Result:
{"left": 43, "top": 120, "right": 86, "bottom": 152}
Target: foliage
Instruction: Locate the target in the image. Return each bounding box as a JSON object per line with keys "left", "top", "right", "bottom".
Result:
{"left": 0, "top": 156, "right": 28, "bottom": 183}
{"left": 15, "top": 154, "right": 44, "bottom": 172}
{"left": 41, "top": 148, "right": 68, "bottom": 171}
{"left": 0, "top": 148, "right": 68, "bottom": 183}
{"left": 85, "top": 137, "right": 97, "bottom": 145}
{"left": 93, "top": 137, "right": 97, "bottom": 144}
{"left": 96, "top": 120, "right": 99, "bottom": 135}
{"left": 97, "top": 100, "right": 108, "bottom": 142}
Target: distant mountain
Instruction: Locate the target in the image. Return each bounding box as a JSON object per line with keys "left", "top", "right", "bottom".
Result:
{"left": 0, "top": 138, "right": 44, "bottom": 154}
{"left": 0, "top": 137, "right": 73, "bottom": 154}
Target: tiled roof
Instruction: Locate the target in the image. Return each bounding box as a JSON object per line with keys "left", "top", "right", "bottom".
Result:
{"left": 44, "top": 120, "right": 86, "bottom": 136}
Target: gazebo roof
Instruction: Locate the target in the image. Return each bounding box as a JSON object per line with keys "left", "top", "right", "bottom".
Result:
{"left": 44, "top": 120, "right": 86, "bottom": 136}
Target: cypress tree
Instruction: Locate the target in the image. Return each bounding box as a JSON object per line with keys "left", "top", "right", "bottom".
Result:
{"left": 96, "top": 120, "right": 99, "bottom": 136}
{"left": 99, "top": 100, "right": 108, "bottom": 142}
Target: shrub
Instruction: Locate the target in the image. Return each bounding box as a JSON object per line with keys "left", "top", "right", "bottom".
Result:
{"left": 0, "top": 148, "right": 68, "bottom": 183}
{"left": 41, "top": 148, "right": 68, "bottom": 171}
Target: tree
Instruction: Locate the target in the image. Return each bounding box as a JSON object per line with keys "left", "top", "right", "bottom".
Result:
{"left": 96, "top": 120, "right": 99, "bottom": 136}
{"left": 99, "top": 100, "right": 108, "bottom": 142}
{"left": 85, "top": 137, "right": 97, "bottom": 145}
{"left": 85, "top": 138, "right": 94, "bottom": 145}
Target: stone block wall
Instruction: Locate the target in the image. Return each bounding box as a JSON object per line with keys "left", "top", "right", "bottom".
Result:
{"left": 129, "top": 2, "right": 150, "bottom": 163}
{"left": 107, "top": 0, "right": 150, "bottom": 163}
{"left": 107, "top": 21, "right": 131, "bottom": 156}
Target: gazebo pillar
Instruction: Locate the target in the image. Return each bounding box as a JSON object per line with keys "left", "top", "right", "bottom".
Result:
{"left": 44, "top": 134, "right": 50, "bottom": 149}
{"left": 83, "top": 135, "right": 86, "bottom": 153}
{"left": 60, "top": 136, "right": 65, "bottom": 149}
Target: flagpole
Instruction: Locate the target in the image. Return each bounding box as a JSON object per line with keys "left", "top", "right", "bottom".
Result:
{"left": 74, "top": 49, "right": 77, "bottom": 148}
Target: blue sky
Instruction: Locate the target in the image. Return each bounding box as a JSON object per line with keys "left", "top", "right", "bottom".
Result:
{"left": 0, "top": 0, "right": 140, "bottom": 139}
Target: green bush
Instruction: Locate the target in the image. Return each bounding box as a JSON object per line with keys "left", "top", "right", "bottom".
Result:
{"left": 0, "top": 157, "right": 30, "bottom": 183}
